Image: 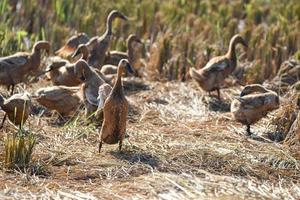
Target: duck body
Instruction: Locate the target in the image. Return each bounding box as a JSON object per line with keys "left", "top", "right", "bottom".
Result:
{"left": 99, "top": 59, "right": 134, "bottom": 152}
{"left": 0, "top": 41, "right": 50, "bottom": 93}
{"left": 34, "top": 86, "right": 82, "bottom": 116}
{"left": 55, "top": 33, "right": 89, "bottom": 58}
{"left": 190, "top": 56, "right": 235, "bottom": 93}
{"left": 231, "top": 84, "right": 279, "bottom": 135}
{"left": 190, "top": 35, "right": 247, "bottom": 98}
{"left": 0, "top": 92, "right": 31, "bottom": 127}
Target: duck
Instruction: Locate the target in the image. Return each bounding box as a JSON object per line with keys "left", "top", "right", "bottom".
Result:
{"left": 33, "top": 86, "right": 82, "bottom": 117}
{"left": 102, "top": 34, "right": 142, "bottom": 75}
{"left": 55, "top": 33, "right": 89, "bottom": 58}
{"left": 231, "top": 84, "right": 279, "bottom": 135}
{"left": 0, "top": 92, "right": 31, "bottom": 129}
{"left": 74, "top": 60, "right": 106, "bottom": 120}
{"left": 45, "top": 44, "right": 89, "bottom": 86}
{"left": 189, "top": 34, "right": 247, "bottom": 98}
{"left": 86, "top": 10, "right": 128, "bottom": 69}
{"left": 99, "top": 59, "right": 134, "bottom": 152}
{"left": 0, "top": 41, "right": 50, "bottom": 95}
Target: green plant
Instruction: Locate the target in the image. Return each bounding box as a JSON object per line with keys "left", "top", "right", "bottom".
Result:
{"left": 4, "top": 132, "right": 36, "bottom": 169}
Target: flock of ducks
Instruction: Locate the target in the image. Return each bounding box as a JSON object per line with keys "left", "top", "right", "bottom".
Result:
{"left": 0, "top": 10, "right": 282, "bottom": 152}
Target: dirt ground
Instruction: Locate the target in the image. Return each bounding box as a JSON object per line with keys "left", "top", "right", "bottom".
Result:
{"left": 0, "top": 78, "right": 299, "bottom": 199}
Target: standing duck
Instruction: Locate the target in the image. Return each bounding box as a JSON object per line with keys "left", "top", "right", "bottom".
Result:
{"left": 55, "top": 33, "right": 89, "bottom": 58}
{"left": 33, "top": 86, "right": 82, "bottom": 117}
{"left": 99, "top": 59, "right": 134, "bottom": 152}
{"left": 74, "top": 60, "right": 106, "bottom": 120}
{"left": 231, "top": 84, "right": 279, "bottom": 135}
{"left": 0, "top": 41, "right": 50, "bottom": 95}
{"left": 46, "top": 44, "right": 89, "bottom": 86}
{"left": 0, "top": 92, "right": 31, "bottom": 129}
{"left": 102, "top": 34, "right": 142, "bottom": 75}
{"left": 86, "top": 10, "right": 128, "bottom": 69}
{"left": 189, "top": 35, "right": 247, "bottom": 98}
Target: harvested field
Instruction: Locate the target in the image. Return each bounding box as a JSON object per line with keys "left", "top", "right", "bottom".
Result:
{"left": 0, "top": 79, "right": 299, "bottom": 199}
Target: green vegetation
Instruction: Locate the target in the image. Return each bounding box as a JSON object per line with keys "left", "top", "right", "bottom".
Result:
{"left": 0, "top": 0, "right": 299, "bottom": 82}
{"left": 4, "top": 132, "right": 36, "bottom": 169}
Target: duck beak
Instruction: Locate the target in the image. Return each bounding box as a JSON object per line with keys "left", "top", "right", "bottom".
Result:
{"left": 119, "top": 13, "right": 128, "bottom": 21}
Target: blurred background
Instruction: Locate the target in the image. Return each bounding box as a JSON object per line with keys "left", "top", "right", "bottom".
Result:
{"left": 0, "top": 0, "right": 299, "bottom": 83}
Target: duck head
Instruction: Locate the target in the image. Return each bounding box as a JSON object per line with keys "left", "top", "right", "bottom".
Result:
{"left": 118, "top": 59, "right": 134, "bottom": 76}
{"left": 127, "top": 34, "right": 142, "bottom": 46}
{"left": 71, "top": 44, "right": 89, "bottom": 60}
{"left": 33, "top": 41, "right": 50, "bottom": 54}
{"left": 108, "top": 10, "right": 128, "bottom": 21}
{"left": 231, "top": 34, "right": 248, "bottom": 48}
{"left": 45, "top": 61, "right": 67, "bottom": 72}
{"left": 74, "top": 60, "right": 89, "bottom": 81}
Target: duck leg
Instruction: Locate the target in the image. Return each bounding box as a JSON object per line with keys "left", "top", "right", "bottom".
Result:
{"left": 118, "top": 139, "right": 123, "bottom": 152}
{"left": 217, "top": 88, "right": 221, "bottom": 99}
{"left": 246, "top": 124, "right": 252, "bottom": 136}
{"left": 98, "top": 139, "right": 103, "bottom": 153}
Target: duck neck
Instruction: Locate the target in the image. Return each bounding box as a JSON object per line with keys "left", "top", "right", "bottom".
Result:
{"left": 127, "top": 41, "right": 135, "bottom": 64}
{"left": 31, "top": 49, "right": 42, "bottom": 69}
{"left": 105, "top": 15, "right": 114, "bottom": 36}
{"left": 226, "top": 39, "right": 237, "bottom": 61}
{"left": 112, "top": 68, "right": 123, "bottom": 94}
{"left": 0, "top": 94, "right": 4, "bottom": 107}
{"left": 81, "top": 49, "right": 88, "bottom": 61}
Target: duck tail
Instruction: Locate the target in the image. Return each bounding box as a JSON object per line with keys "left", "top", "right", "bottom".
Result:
{"left": 189, "top": 67, "right": 204, "bottom": 82}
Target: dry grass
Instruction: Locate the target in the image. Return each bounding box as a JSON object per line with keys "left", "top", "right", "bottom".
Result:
{"left": 0, "top": 78, "right": 298, "bottom": 199}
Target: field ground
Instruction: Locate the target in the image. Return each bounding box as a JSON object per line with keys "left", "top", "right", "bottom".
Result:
{"left": 0, "top": 78, "right": 299, "bottom": 199}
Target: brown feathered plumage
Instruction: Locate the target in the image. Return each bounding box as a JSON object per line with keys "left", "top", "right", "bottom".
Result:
{"left": 55, "top": 33, "right": 89, "bottom": 58}
{"left": 99, "top": 59, "right": 134, "bottom": 152}
{"left": 0, "top": 41, "right": 50, "bottom": 94}
{"left": 46, "top": 44, "right": 89, "bottom": 86}
{"left": 189, "top": 35, "right": 247, "bottom": 98}
{"left": 33, "top": 86, "right": 82, "bottom": 117}
{"left": 86, "top": 10, "right": 128, "bottom": 69}
{"left": 231, "top": 84, "right": 279, "bottom": 135}
{"left": 0, "top": 92, "right": 31, "bottom": 128}
{"left": 74, "top": 60, "right": 106, "bottom": 120}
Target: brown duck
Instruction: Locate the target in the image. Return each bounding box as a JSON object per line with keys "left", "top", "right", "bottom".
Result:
{"left": 86, "top": 10, "right": 128, "bottom": 69}
{"left": 46, "top": 44, "right": 89, "bottom": 86}
{"left": 103, "top": 34, "right": 142, "bottom": 75}
{"left": 99, "top": 59, "right": 134, "bottom": 152}
{"left": 55, "top": 33, "right": 89, "bottom": 58}
{"left": 33, "top": 86, "right": 82, "bottom": 117}
{"left": 74, "top": 60, "right": 106, "bottom": 120}
{"left": 189, "top": 35, "right": 247, "bottom": 98}
{"left": 0, "top": 92, "right": 31, "bottom": 128}
{"left": 0, "top": 41, "right": 50, "bottom": 95}
{"left": 231, "top": 84, "right": 279, "bottom": 135}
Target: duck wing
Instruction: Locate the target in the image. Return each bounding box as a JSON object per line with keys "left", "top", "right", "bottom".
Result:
{"left": 235, "top": 95, "right": 267, "bottom": 109}
{"left": 0, "top": 53, "right": 28, "bottom": 68}
{"left": 203, "top": 56, "right": 230, "bottom": 73}
{"left": 85, "top": 87, "right": 99, "bottom": 106}
{"left": 56, "top": 33, "right": 89, "bottom": 57}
